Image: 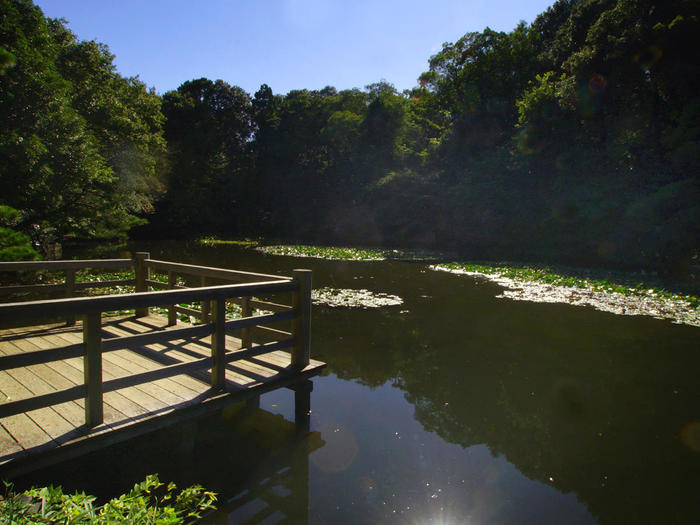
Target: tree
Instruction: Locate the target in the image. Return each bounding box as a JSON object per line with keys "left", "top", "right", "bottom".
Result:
{"left": 53, "top": 30, "right": 166, "bottom": 220}
{"left": 157, "top": 78, "right": 253, "bottom": 236}
{"left": 360, "top": 82, "right": 407, "bottom": 181}
{"left": 0, "top": 0, "right": 165, "bottom": 245}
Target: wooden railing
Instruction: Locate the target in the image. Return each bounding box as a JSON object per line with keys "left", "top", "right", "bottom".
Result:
{"left": 0, "top": 257, "right": 135, "bottom": 325}
{"left": 0, "top": 253, "right": 312, "bottom": 428}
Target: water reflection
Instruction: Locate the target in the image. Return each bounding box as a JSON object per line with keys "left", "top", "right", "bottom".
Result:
{"left": 302, "top": 377, "right": 595, "bottom": 523}
{"left": 13, "top": 393, "right": 324, "bottom": 524}
{"left": 203, "top": 402, "right": 322, "bottom": 524}
{"left": 69, "top": 241, "right": 699, "bottom": 523}
{"left": 310, "top": 264, "right": 700, "bottom": 524}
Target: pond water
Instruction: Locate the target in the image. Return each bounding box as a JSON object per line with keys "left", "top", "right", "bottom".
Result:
{"left": 17, "top": 241, "right": 700, "bottom": 524}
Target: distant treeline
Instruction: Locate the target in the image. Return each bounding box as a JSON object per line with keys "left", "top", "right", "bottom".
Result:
{"left": 2, "top": 0, "right": 698, "bottom": 274}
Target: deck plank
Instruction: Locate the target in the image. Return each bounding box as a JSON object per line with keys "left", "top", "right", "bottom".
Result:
{"left": 108, "top": 318, "right": 268, "bottom": 390}
{"left": 0, "top": 370, "right": 81, "bottom": 446}
{"left": 0, "top": 314, "right": 325, "bottom": 475}
{"left": 0, "top": 413, "right": 53, "bottom": 452}
{"left": 6, "top": 367, "right": 85, "bottom": 430}
{"left": 51, "top": 330, "right": 183, "bottom": 412}
{"left": 96, "top": 318, "right": 216, "bottom": 395}
{"left": 0, "top": 338, "right": 85, "bottom": 449}
{"left": 0, "top": 338, "right": 86, "bottom": 426}
{"left": 0, "top": 424, "right": 24, "bottom": 458}
{"left": 102, "top": 338, "right": 211, "bottom": 395}
{"left": 29, "top": 349, "right": 145, "bottom": 428}
{"left": 44, "top": 334, "right": 175, "bottom": 419}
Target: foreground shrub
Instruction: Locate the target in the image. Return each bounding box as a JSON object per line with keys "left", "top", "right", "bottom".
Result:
{"left": 0, "top": 474, "right": 216, "bottom": 524}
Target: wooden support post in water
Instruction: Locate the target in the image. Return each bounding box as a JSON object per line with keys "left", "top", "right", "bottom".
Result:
{"left": 201, "top": 276, "right": 210, "bottom": 323}
{"left": 167, "top": 270, "right": 177, "bottom": 326}
{"left": 83, "top": 312, "right": 103, "bottom": 427}
{"left": 292, "top": 380, "right": 313, "bottom": 433}
{"left": 134, "top": 252, "right": 150, "bottom": 318}
{"left": 292, "top": 269, "right": 312, "bottom": 369}
{"left": 290, "top": 381, "right": 312, "bottom": 523}
{"left": 65, "top": 269, "right": 76, "bottom": 326}
{"left": 211, "top": 298, "right": 226, "bottom": 389}
{"left": 241, "top": 296, "right": 252, "bottom": 348}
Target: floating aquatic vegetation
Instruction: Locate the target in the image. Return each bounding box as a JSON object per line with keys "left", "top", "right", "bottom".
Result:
{"left": 312, "top": 287, "right": 403, "bottom": 308}
{"left": 431, "top": 263, "right": 700, "bottom": 327}
{"left": 256, "top": 244, "right": 452, "bottom": 261}
{"left": 258, "top": 245, "right": 384, "bottom": 260}
{"left": 198, "top": 237, "right": 260, "bottom": 247}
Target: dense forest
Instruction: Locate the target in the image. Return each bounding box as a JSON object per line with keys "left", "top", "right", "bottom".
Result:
{"left": 1, "top": 0, "right": 698, "bottom": 276}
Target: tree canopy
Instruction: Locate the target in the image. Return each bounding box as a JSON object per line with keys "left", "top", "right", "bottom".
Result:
{"left": 141, "top": 0, "right": 698, "bottom": 275}
{"left": 2, "top": 0, "right": 698, "bottom": 274}
{"left": 0, "top": 0, "right": 165, "bottom": 253}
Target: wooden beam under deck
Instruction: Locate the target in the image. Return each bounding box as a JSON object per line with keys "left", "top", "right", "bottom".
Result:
{"left": 0, "top": 314, "right": 325, "bottom": 478}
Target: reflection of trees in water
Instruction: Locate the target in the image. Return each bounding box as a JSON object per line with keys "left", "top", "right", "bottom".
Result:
{"left": 313, "top": 306, "right": 420, "bottom": 388}
{"left": 394, "top": 318, "right": 700, "bottom": 525}
{"left": 286, "top": 257, "right": 700, "bottom": 524}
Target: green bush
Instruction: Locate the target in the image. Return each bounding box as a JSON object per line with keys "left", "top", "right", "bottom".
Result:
{"left": 0, "top": 205, "right": 39, "bottom": 261}
{"left": 0, "top": 474, "right": 216, "bottom": 524}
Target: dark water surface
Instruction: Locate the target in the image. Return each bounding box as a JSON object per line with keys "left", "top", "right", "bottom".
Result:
{"left": 18, "top": 241, "right": 700, "bottom": 524}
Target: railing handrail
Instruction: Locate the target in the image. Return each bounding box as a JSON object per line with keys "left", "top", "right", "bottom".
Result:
{"left": 146, "top": 258, "right": 288, "bottom": 283}
{"left": 0, "top": 257, "right": 289, "bottom": 297}
{"left": 0, "top": 256, "right": 313, "bottom": 428}
{"left": 0, "top": 258, "right": 134, "bottom": 271}
{"left": 0, "top": 279, "right": 295, "bottom": 326}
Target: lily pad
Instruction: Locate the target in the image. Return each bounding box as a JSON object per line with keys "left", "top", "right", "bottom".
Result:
{"left": 312, "top": 287, "right": 403, "bottom": 308}
{"left": 256, "top": 244, "right": 452, "bottom": 261}
{"left": 431, "top": 264, "right": 699, "bottom": 327}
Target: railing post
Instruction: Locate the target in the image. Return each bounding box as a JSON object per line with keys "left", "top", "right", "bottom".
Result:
{"left": 292, "top": 269, "right": 312, "bottom": 369}
{"left": 83, "top": 311, "right": 103, "bottom": 427}
{"left": 201, "top": 276, "right": 210, "bottom": 323}
{"left": 241, "top": 296, "right": 252, "bottom": 348}
{"left": 65, "top": 268, "right": 76, "bottom": 326}
{"left": 167, "top": 270, "right": 177, "bottom": 326}
{"left": 134, "top": 252, "right": 150, "bottom": 318}
{"left": 211, "top": 298, "right": 226, "bottom": 389}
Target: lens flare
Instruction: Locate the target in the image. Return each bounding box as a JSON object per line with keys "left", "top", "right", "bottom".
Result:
{"left": 588, "top": 75, "right": 607, "bottom": 95}
{"left": 680, "top": 421, "right": 700, "bottom": 452}
{"left": 311, "top": 423, "right": 359, "bottom": 472}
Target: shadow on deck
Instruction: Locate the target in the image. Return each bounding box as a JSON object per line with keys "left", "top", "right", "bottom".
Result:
{"left": 0, "top": 314, "right": 324, "bottom": 477}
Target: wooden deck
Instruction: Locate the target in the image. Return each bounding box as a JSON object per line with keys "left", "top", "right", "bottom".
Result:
{"left": 0, "top": 314, "right": 325, "bottom": 477}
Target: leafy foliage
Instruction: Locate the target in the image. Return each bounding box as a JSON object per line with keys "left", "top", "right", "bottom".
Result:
{"left": 0, "top": 204, "right": 39, "bottom": 261}
{"left": 154, "top": 78, "right": 253, "bottom": 236}
{"left": 137, "top": 0, "right": 698, "bottom": 278}
{"left": 0, "top": 0, "right": 165, "bottom": 246}
{"left": 5, "top": 0, "right": 698, "bottom": 276}
{"left": 0, "top": 475, "right": 217, "bottom": 524}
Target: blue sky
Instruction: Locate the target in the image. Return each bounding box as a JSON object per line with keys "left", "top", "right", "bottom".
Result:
{"left": 35, "top": 0, "right": 554, "bottom": 96}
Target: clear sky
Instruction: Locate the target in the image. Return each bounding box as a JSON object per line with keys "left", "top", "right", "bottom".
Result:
{"left": 34, "top": 0, "right": 554, "bottom": 96}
